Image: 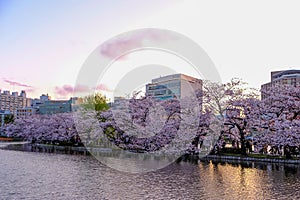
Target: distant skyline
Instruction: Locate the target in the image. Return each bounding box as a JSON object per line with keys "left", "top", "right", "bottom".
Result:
{"left": 1, "top": 0, "right": 300, "bottom": 99}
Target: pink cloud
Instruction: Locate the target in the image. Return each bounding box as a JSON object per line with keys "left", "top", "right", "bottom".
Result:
{"left": 2, "top": 79, "right": 36, "bottom": 93}
{"left": 73, "top": 85, "right": 90, "bottom": 93}
{"left": 3, "top": 79, "right": 33, "bottom": 88}
{"left": 54, "top": 84, "right": 112, "bottom": 98}
{"left": 24, "top": 88, "right": 36, "bottom": 93}
{"left": 94, "top": 84, "right": 113, "bottom": 92}
{"left": 54, "top": 84, "right": 90, "bottom": 97}
{"left": 54, "top": 85, "right": 73, "bottom": 97}
{"left": 100, "top": 29, "right": 177, "bottom": 60}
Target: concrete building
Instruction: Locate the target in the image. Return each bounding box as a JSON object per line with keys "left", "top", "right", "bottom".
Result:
{"left": 0, "top": 90, "right": 28, "bottom": 115}
{"left": 16, "top": 107, "right": 36, "bottom": 118}
{"left": 70, "top": 97, "right": 81, "bottom": 112}
{"left": 38, "top": 99, "right": 72, "bottom": 115}
{"left": 261, "top": 69, "right": 300, "bottom": 99}
{"left": 0, "top": 89, "right": 78, "bottom": 116}
{"left": 27, "top": 94, "right": 78, "bottom": 115}
{"left": 31, "top": 94, "right": 51, "bottom": 107}
{"left": 146, "top": 74, "right": 203, "bottom": 100}
{"left": 113, "top": 96, "right": 127, "bottom": 105}
{"left": 40, "top": 94, "right": 51, "bottom": 102}
{"left": 111, "top": 96, "right": 129, "bottom": 110}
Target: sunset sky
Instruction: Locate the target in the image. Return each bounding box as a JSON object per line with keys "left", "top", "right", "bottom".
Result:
{"left": 1, "top": 0, "right": 300, "bottom": 99}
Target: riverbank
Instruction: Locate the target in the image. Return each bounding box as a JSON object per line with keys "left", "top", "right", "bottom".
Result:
{"left": 0, "top": 141, "right": 29, "bottom": 148}
{"left": 2, "top": 142, "right": 300, "bottom": 165}
{"left": 0, "top": 137, "right": 23, "bottom": 142}
{"left": 200, "top": 154, "right": 300, "bottom": 164}
{"left": 0, "top": 142, "right": 114, "bottom": 155}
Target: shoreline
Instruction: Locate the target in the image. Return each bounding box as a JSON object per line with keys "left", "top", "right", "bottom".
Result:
{"left": 2, "top": 142, "right": 300, "bottom": 165}
{"left": 200, "top": 154, "right": 300, "bottom": 165}
{"left": 0, "top": 141, "right": 29, "bottom": 148}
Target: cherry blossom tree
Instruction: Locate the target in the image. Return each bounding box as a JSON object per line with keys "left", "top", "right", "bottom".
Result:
{"left": 203, "top": 79, "right": 259, "bottom": 155}
{"left": 223, "top": 97, "right": 260, "bottom": 155}
{"left": 4, "top": 113, "right": 80, "bottom": 145}
{"left": 96, "top": 89, "right": 221, "bottom": 155}
{"left": 97, "top": 96, "right": 183, "bottom": 153}
{"left": 253, "top": 85, "right": 300, "bottom": 157}
{"left": 202, "top": 78, "right": 257, "bottom": 120}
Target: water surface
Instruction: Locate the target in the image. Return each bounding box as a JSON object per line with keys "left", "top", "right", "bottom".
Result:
{"left": 1, "top": 147, "right": 300, "bottom": 199}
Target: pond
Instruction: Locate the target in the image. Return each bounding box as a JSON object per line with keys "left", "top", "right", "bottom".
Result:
{"left": 0, "top": 144, "right": 300, "bottom": 199}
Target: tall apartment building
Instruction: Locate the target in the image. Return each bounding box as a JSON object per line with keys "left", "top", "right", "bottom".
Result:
{"left": 146, "top": 74, "right": 203, "bottom": 100}
{"left": 0, "top": 90, "right": 28, "bottom": 115}
{"left": 261, "top": 69, "right": 300, "bottom": 99}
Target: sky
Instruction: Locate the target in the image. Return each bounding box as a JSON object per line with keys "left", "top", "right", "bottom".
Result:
{"left": 1, "top": 0, "right": 300, "bottom": 100}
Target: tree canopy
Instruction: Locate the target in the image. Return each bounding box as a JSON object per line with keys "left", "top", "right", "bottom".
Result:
{"left": 79, "top": 93, "right": 109, "bottom": 112}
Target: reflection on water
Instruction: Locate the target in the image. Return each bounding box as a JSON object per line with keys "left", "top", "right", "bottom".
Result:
{"left": 1, "top": 147, "right": 300, "bottom": 199}
{"left": 199, "top": 161, "right": 300, "bottom": 199}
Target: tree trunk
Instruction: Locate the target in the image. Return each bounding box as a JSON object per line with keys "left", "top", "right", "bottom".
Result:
{"left": 284, "top": 145, "right": 292, "bottom": 159}
{"left": 239, "top": 129, "right": 247, "bottom": 156}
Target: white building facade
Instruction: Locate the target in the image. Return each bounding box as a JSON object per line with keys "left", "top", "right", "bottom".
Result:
{"left": 0, "top": 90, "right": 29, "bottom": 115}
{"left": 146, "top": 74, "right": 203, "bottom": 100}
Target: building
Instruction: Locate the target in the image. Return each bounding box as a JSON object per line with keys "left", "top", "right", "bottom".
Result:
{"left": 16, "top": 107, "right": 36, "bottom": 118}
{"left": 70, "top": 97, "right": 81, "bottom": 112}
{"left": 111, "top": 96, "right": 129, "bottom": 110}
{"left": 262, "top": 69, "right": 300, "bottom": 89}
{"left": 26, "top": 94, "right": 78, "bottom": 115}
{"left": 261, "top": 69, "right": 300, "bottom": 99}
{"left": 0, "top": 90, "right": 29, "bottom": 115}
{"left": 0, "top": 89, "right": 79, "bottom": 116}
{"left": 38, "top": 99, "right": 72, "bottom": 115}
{"left": 31, "top": 94, "right": 51, "bottom": 108}
{"left": 146, "top": 74, "right": 203, "bottom": 100}
{"left": 40, "top": 94, "right": 51, "bottom": 102}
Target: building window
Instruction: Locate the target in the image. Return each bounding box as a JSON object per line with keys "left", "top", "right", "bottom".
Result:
{"left": 154, "top": 90, "right": 167, "bottom": 96}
